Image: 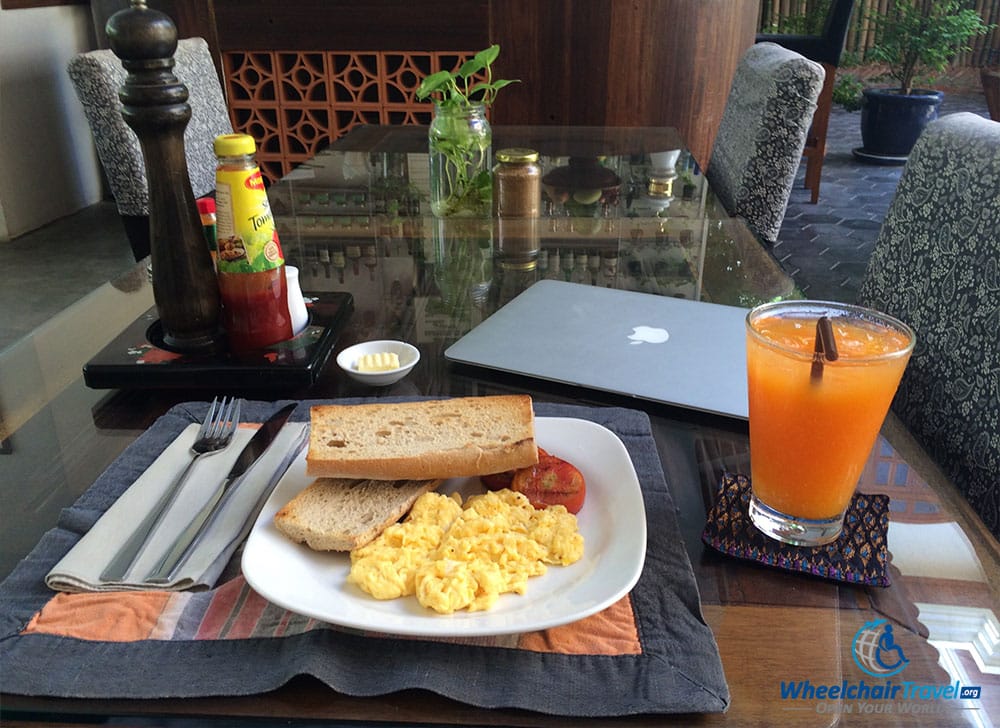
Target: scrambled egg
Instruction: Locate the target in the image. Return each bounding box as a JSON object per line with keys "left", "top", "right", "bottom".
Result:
{"left": 348, "top": 489, "right": 584, "bottom": 614}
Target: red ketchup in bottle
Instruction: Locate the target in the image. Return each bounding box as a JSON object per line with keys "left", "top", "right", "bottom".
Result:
{"left": 213, "top": 133, "right": 293, "bottom": 353}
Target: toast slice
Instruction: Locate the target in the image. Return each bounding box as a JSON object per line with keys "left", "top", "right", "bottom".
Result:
{"left": 274, "top": 477, "right": 442, "bottom": 551}
{"left": 305, "top": 395, "right": 538, "bottom": 480}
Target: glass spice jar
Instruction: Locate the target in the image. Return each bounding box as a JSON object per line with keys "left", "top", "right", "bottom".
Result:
{"left": 494, "top": 148, "right": 541, "bottom": 261}
{"left": 493, "top": 148, "right": 541, "bottom": 218}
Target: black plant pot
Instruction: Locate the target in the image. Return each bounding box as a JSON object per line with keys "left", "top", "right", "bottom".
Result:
{"left": 853, "top": 88, "right": 944, "bottom": 165}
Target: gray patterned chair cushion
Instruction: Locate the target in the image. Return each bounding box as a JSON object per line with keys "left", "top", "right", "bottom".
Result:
{"left": 857, "top": 112, "right": 1000, "bottom": 539}
{"left": 67, "top": 37, "right": 233, "bottom": 217}
{"left": 706, "top": 42, "right": 825, "bottom": 244}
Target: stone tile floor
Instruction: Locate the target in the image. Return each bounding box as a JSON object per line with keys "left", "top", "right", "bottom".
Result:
{"left": 1, "top": 92, "right": 991, "bottom": 351}
{"left": 1, "top": 201, "right": 134, "bottom": 351}
{"left": 774, "top": 93, "right": 991, "bottom": 303}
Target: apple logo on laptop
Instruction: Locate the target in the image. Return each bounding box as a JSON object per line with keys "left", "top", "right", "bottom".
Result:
{"left": 628, "top": 325, "right": 669, "bottom": 345}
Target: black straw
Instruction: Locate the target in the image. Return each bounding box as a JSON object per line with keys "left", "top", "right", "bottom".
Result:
{"left": 811, "top": 316, "right": 839, "bottom": 381}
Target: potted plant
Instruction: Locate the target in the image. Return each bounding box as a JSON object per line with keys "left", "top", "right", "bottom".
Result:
{"left": 855, "top": 0, "right": 992, "bottom": 163}
{"left": 416, "top": 46, "right": 517, "bottom": 217}
{"left": 832, "top": 71, "right": 865, "bottom": 113}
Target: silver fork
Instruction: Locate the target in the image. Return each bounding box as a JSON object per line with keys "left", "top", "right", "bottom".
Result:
{"left": 100, "top": 397, "right": 241, "bottom": 582}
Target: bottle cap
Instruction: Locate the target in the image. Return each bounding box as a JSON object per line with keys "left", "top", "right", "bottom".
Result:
{"left": 214, "top": 133, "right": 257, "bottom": 156}
{"left": 496, "top": 148, "right": 539, "bottom": 164}
{"left": 196, "top": 197, "right": 216, "bottom": 215}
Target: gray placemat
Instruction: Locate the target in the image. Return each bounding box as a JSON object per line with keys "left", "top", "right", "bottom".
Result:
{"left": 0, "top": 398, "right": 729, "bottom": 717}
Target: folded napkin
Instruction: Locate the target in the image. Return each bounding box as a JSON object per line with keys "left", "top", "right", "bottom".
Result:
{"left": 46, "top": 421, "right": 308, "bottom": 593}
{"left": 702, "top": 472, "right": 891, "bottom": 587}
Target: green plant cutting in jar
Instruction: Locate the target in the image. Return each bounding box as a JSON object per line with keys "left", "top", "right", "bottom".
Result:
{"left": 417, "top": 45, "right": 518, "bottom": 217}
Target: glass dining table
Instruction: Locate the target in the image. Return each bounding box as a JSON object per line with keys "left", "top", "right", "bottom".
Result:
{"left": 1, "top": 126, "right": 997, "bottom": 727}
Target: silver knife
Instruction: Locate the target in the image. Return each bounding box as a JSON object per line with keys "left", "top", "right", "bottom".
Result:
{"left": 218, "top": 423, "right": 309, "bottom": 556}
{"left": 144, "top": 403, "right": 297, "bottom": 583}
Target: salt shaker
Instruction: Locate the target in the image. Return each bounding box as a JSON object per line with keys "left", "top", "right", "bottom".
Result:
{"left": 284, "top": 265, "right": 309, "bottom": 336}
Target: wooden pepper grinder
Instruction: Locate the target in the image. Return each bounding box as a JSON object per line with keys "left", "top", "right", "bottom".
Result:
{"left": 106, "top": 0, "right": 223, "bottom": 352}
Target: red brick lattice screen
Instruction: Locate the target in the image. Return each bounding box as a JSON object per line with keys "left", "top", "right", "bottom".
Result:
{"left": 222, "top": 50, "right": 479, "bottom": 183}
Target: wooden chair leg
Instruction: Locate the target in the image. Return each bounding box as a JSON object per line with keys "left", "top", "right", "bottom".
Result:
{"left": 804, "top": 143, "right": 824, "bottom": 204}
{"left": 982, "top": 68, "right": 1000, "bottom": 121}
{"left": 802, "top": 63, "right": 836, "bottom": 204}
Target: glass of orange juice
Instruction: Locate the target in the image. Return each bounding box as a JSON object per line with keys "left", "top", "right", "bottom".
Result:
{"left": 745, "top": 301, "right": 915, "bottom": 546}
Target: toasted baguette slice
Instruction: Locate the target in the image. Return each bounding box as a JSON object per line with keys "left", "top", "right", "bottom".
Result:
{"left": 305, "top": 395, "right": 537, "bottom": 480}
{"left": 274, "top": 477, "right": 442, "bottom": 551}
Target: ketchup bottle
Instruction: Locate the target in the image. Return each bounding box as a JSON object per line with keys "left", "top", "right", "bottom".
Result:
{"left": 213, "top": 133, "right": 293, "bottom": 352}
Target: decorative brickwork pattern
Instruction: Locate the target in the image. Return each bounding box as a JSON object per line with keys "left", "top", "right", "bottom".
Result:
{"left": 223, "top": 51, "right": 479, "bottom": 182}
{"left": 860, "top": 438, "right": 943, "bottom": 525}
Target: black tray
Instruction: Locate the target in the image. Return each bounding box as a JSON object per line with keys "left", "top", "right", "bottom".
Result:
{"left": 83, "top": 291, "right": 353, "bottom": 389}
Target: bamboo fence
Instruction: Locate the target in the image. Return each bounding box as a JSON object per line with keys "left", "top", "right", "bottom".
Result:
{"left": 758, "top": 0, "right": 1000, "bottom": 67}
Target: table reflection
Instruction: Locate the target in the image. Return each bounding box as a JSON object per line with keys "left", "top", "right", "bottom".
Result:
{"left": 269, "top": 127, "right": 799, "bottom": 351}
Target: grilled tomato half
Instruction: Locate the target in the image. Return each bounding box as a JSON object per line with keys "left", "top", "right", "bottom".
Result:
{"left": 510, "top": 449, "right": 586, "bottom": 514}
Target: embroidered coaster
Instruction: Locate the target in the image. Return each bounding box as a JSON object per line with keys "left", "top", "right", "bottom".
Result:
{"left": 701, "top": 473, "right": 891, "bottom": 587}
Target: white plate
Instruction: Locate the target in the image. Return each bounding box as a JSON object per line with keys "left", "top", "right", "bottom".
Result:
{"left": 242, "top": 417, "right": 647, "bottom": 637}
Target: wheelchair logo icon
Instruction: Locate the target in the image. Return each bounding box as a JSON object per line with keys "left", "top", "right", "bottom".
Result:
{"left": 852, "top": 619, "right": 909, "bottom": 677}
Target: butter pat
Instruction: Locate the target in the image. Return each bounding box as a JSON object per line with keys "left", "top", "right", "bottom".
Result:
{"left": 356, "top": 351, "right": 400, "bottom": 372}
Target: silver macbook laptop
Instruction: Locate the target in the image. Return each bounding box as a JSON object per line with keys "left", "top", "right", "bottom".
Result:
{"left": 445, "top": 280, "right": 749, "bottom": 419}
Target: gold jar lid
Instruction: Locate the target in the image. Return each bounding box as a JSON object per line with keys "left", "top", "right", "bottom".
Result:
{"left": 496, "top": 148, "right": 539, "bottom": 164}
{"left": 501, "top": 256, "right": 538, "bottom": 271}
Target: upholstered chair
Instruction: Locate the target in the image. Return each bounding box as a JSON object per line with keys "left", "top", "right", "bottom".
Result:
{"left": 757, "top": 0, "right": 856, "bottom": 203}
{"left": 857, "top": 113, "right": 1000, "bottom": 539}
{"left": 68, "top": 37, "right": 233, "bottom": 261}
{"left": 706, "top": 42, "right": 825, "bottom": 245}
